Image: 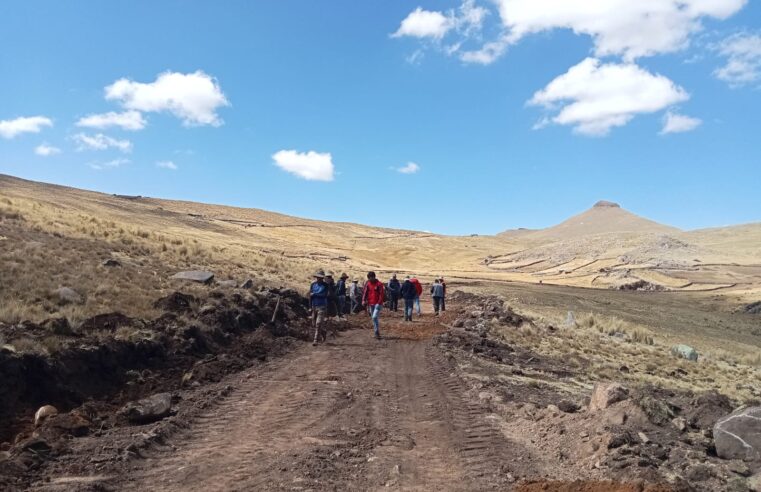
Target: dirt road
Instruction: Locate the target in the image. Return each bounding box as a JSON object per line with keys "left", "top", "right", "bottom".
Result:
{"left": 97, "top": 311, "right": 512, "bottom": 491}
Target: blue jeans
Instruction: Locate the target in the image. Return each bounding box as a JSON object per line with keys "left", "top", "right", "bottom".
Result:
{"left": 404, "top": 298, "right": 414, "bottom": 320}
{"left": 415, "top": 296, "right": 421, "bottom": 315}
{"left": 338, "top": 296, "right": 346, "bottom": 316}
{"left": 369, "top": 304, "right": 382, "bottom": 336}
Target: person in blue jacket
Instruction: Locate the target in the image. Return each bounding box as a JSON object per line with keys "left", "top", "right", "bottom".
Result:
{"left": 309, "top": 270, "right": 329, "bottom": 345}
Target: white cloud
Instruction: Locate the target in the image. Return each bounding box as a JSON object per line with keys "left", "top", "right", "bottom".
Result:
{"left": 89, "top": 158, "right": 130, "bottom": 171}
{"left": 34, "top": 143, "right": 61, "bottom": 156}
{"left": 714, "top": 33, "right": 761, "bottom": 86}
{"left": 457, "top": 0, "right": 489, "bottom": 36}
{"left": 156, "top": 160, "right": 178, "bottom": 170}
{"left": 0, "top": 116, "right": 53, "bottom": 139}
{"left": 76, "top": 110, "right": 146, "bottom": 131}
{"left": 396, "top": 162, "right": 421, "bottom": 174}
{"left": 73, "top": 133, "right": 133, "bottom": 153}
{"left": 392, "top": 7, "right": 454, "bottom": 39}
{"left": 105, "top": 71, "right": 229, "bottom": 126}
{"left": 272, "top": 150, "right": 335, "bottom": 182}
{"left": 529, "top": 58, "right": 689, "bottom": 136}
{"left": 496, "top": 0, "right": 747, "bottom": 61}
{"left": 460, "top": 34, "right": 511, "bottom": 64}
{"left": 661, "top": 111, "right": 702, "bottom": 134}
{"left": 393, "top": 1, "right": 489, "bottom": 62}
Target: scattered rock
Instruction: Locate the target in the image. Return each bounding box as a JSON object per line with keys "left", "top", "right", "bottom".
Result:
{"left": 672, "top": 417, "right": 688, "bottom": 432}
{"left": 452, "top": 319, "right": 465, "bottom": 328}
{"left": 638, "top": 396, "right": 676, "bottom": 426}
{"left": 102, "top": 258, "right": 122, "bottom": 267}
{"left": 671, "top": 344, "right": 699, "bottom": 361}
{"left": 217, "top": 280, "right": 238, "bottom": 288}
{"left": 120, "top": 393, "right": 172, "bottom": 424}
{"left": 638, "top": 432, "right": 650, "bottom": 444}
{"left": 34, "top": 405, "right": 58, "bottom": 426}
{"left": 241, "top": 279, "right": 255, "bottom": 289}
{"left": 1, "top": 344, "right": 16, "bottom": 354}
{"left": 728, "top": 460, "right": 751, "bottom": 477}
{"left": 55, "top": 287, "right": 83, "bottom": 305}
{"left": 153, "top": 292, "right": 197, "bottom": 313}
{"left": 715, "top": 406, "right": 761, "bottom": 462}
{"left": 744, "top": 302, "right": 761, "bottom": 315}
{"left": 557, "top": 400, "right": 580, "bottom": 413}
{"left": 589, "top": 383, "right": 629, "bottom": 412}
{"left": 171, "top": 270, "right": 215, "bottom": 284}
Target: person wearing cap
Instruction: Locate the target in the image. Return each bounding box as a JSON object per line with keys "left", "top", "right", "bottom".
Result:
{"left": 440, "top": 276, "right": 447, "bottom": 312}
{"left": 362, "top": 271, "right": 385, "bottom": 339}
{"left": 387, "top": 274, "right": 401, "bottom": 312}
{"left": 430, "top": 278, "right": 445, "bottom": 316}
{"left": 400, "top": 275, "right": 417, "bottom": 322}
{"left": 336, "top": 273, "right": 349, "bottom": 319}
{"left": 309, "top": 270, "right": 329, "bottom": 345}
{"left": 349, "top": 278, "right": 362, "bottom": 314}
{"left": 409, "top": 275, "right": 423, "bottom": 315}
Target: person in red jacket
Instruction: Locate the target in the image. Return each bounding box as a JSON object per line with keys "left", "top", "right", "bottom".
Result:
{"left": 362, "top": 271, "right": 385, "bottom": 339}
{"left": 409, "top": 276, "right": 423, "bottom": 315}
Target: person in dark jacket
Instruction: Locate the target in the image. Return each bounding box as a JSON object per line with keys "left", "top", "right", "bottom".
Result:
{"left": 400, "top": 275, "right": 417, "bottom": 322}
{"left": 430, "top": 279, "right": 445, "bottom": 316}
{"left": 336, "top": 273, "right": 348, "bottom": 318}
{"left": 324, "top": 272, "right": 339, "bottom": 336}
{"left": 324, "top": 272, "right": 337, "bottom": 317}
{"left": 439, "top": 276, "right": 447, "bottom": 312}
{"left": 387, "top": 274, "right": 401, "bottom": 312}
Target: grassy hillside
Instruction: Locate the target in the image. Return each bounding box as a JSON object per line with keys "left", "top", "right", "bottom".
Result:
{"left": 1, "top": 173, "right": 760, "bottom": 326}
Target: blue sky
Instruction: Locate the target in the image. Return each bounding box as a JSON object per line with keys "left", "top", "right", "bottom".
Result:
{"left": 1, "top": 1, "right": 759, "bottom": 235}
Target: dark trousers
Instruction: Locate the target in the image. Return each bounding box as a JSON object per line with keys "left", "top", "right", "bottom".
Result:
{"left": 404, "top": 298, "right": 415, "bottom": 321}
{"left": 338, "top": 296, "right": 346, "bottom": 316}
{"left": 433, "top": 296, "right": 443, "bottom": 314}
{"left": 390, "top": 295, "right": 399, "bottom": 311}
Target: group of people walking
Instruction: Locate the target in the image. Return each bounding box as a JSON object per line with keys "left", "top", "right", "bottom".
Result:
{"left": 308, "top": 270, "right": 447, "bottom": 345}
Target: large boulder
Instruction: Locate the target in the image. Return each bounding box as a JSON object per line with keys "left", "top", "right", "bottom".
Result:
{"left": 589, "top": 383, "right": 629, "bottom": 412}
{"left": 120, "top": 393, "right": 172, "bottom": 424}
{"left": 171, "top": 270, "right": 215, "bottom": 284}
{"left": 714, "top": 406, "right": 761, "bottom": 462}
{"left": 671, "top": 344, "right": 699, "bottom": 361}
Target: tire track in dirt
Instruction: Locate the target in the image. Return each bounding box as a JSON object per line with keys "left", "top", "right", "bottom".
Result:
{"left": 58, "top": 309, "right": 516, "bottom": 491}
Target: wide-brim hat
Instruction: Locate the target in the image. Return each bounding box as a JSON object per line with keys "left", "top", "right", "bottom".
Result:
{"left": 326, "top": 271, "right": 334, "bottom": 277}
{"left": 313, "top": 269, "right": 326, "bottom": 278}
{"left": 352, "top": 278, "right": 359, "bottom": 282}
{"left": 341, "top": 273, "right": 349, "bottom": 279}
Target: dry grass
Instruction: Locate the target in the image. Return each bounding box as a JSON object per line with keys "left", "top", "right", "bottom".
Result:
{"left": 489, "top": 305, "right": 761, "bottom": 401}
